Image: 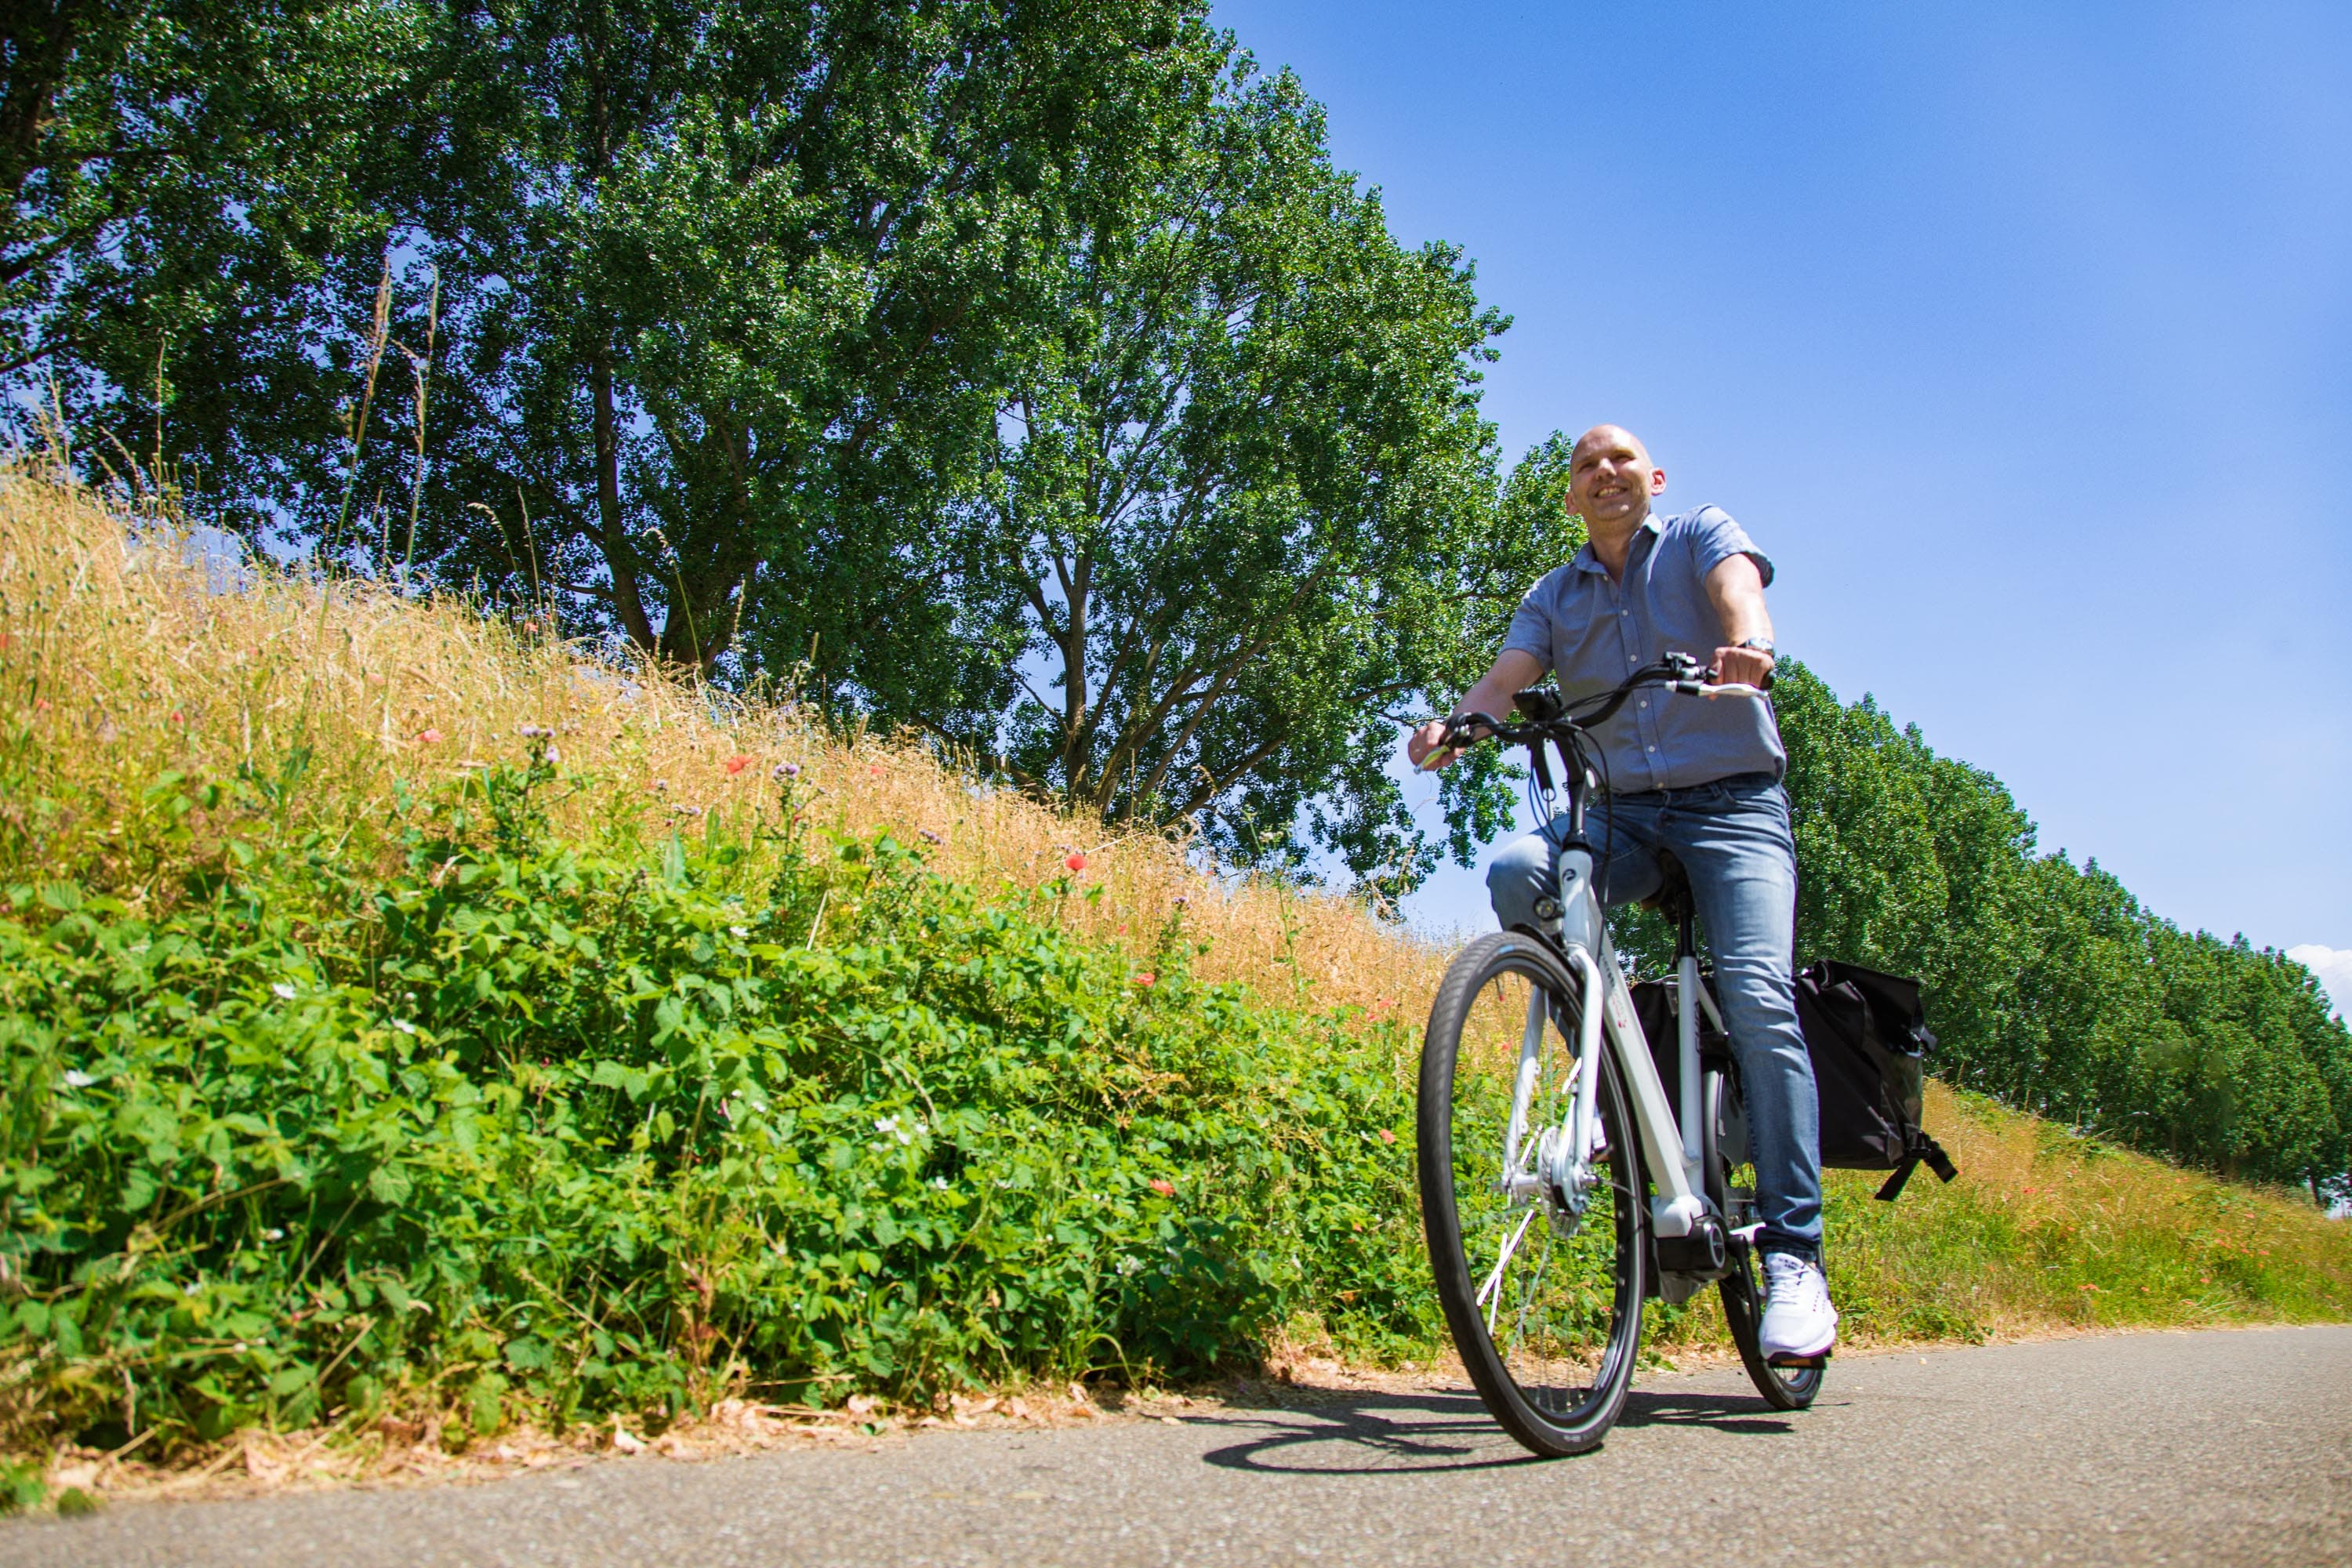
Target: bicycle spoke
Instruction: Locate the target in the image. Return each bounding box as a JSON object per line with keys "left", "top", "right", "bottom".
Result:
{"left": 1478, "top": 1206, "right": 1540, "bottom": 1329}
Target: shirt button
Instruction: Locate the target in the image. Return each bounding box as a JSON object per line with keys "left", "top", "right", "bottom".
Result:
{"left": 1646, "top": 745, "right": 1657, "bottom": 753}
{"left": 1639, "top": 699, "right": 1649, "bottom": 708}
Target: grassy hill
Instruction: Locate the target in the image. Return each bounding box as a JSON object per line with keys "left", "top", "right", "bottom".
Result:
{"left": 2, "top": 468, "right": 2346, "bottom": 1497}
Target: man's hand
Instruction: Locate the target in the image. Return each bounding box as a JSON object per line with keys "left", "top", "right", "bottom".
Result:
{"left": 1711, "top": 643, "right": 1777, "bottom": 690}
{"left": 1408, "top": 718, "right": 1465, "bottom": 771}
{"left": 1406, "top": 649, "right": 1544, "bottom": 771}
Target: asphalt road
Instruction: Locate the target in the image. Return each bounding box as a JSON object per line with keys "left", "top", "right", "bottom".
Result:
{"left": 7, "top": 1326, "right": 2348, "bottom": 1568}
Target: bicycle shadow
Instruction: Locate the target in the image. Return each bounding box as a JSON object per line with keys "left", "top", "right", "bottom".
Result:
{"left": 1195, "top": 1383, "right": 1794, "bottom": 1475}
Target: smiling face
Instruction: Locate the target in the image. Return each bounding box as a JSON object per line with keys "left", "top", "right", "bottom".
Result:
{"left": 1566, "top": 425, "right": 1666, "bottom": 530}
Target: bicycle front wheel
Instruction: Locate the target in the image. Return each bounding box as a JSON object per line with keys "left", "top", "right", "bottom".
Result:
{"left": 1417, "top": 931, "right": 1647, "bottom": 1457}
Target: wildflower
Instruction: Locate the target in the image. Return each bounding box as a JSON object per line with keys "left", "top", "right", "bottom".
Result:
{"left": 1149, "top": 1178, "right": 1175, "bottom": 1197}
{"left": 650, "top": 779, "right": 668, "bottom": 793}
{"left": 417, "top": 728, "right": 444, "bottom": 744}
{"left": 1065, "top": 851, "right": 1087, "bottom": 873}
{"left": 62, "top": 1069, "right": 94, "bottom": 1087}
{"left": 868, "top": 764, "right": 884, "bottom": 776}
{"left": 1377, "top": 1128, "right": 1396, "bottom": 1145}
{"left": 263, "top": 1227, "right": 285, "bottom": 1241}
{"left": 169, "top": 710, "right": 185, "bottom": 725}
{"left": 1171, "top": 894, "right": 1189, "bottom": 909}
{"left": 730, "top": 925, "right": 750, "bottom": 938}
{"left": 543, "top": 745, "right": 560, "bottom": 764}
{"left": 519, "top": 723, "right": 552, "bottom": 738}
{"left": 774, "top": 761, "right": 800, "bottom": 779}
{"left": 1131, "top": 971, "right": 1156, "bottom": 988}
{"left": 918, "top": 828, "right": 942, "bottom": 844}
{"left": 271, "top": 982, "right": 296, "bottom": 1000}
{"left": 875, "top": 1114, "right": 911, "bottom": 1145}
{"left": 725, "top": 755, "right": 752, "bottom": 775}
{"left": 33, "top": 698, "right": 49, "bottom": 712}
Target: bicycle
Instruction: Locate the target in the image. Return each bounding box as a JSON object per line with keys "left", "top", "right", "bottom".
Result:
{"left": 1414, "top": 652, "right": 1823, "bottom": 1457}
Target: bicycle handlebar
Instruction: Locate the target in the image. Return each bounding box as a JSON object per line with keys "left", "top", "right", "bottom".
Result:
{"left": 1415, "top": 654, "right": 1770, "bottom": 772}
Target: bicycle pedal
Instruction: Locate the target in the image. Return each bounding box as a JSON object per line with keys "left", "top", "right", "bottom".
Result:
{"left": 1766, "top": 1352, "right": 1828, "bottom": 1369}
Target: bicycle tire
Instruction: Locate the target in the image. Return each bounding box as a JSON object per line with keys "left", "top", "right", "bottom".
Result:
{"left": 1418, "top": 931, "right": 1647, "bottom": 1457}
{"left": 1705, "top": 1070, "right": 1824, "bottom": 1410}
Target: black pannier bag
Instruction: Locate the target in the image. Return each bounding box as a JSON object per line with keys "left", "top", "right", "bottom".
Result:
{"left": 1795, "top": 959, "right": 1958, "bottom": 1201}
{"left": 1628, "top": 961, "right": 1958, "bottom": 1203}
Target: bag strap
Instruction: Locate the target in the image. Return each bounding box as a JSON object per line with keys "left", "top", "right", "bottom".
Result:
{"left": 1873, "top": 1132, "right": 1959, "bottom": 1203}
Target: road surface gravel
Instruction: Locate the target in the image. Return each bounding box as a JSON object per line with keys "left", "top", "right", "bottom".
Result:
{"left": 5, "top": 1325, "right": 2347, "bottom": 1567}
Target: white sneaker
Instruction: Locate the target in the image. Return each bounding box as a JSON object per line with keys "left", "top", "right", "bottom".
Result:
{"left": 1759, "top": 1252, "right": 1838, "bottom": 1359}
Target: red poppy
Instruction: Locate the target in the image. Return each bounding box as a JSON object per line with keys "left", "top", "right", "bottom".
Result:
{"left": 1377, "top": 1128, "right": 1396, "bottom": 1145}
{"left": 724, "top": 755, "right": 752, "bottom": 775}
{"left": 1149, "top": 1178, "right": 1175, "bottom": 1197}
{"left": 1131, "top": 971, "right": 1156, "bottom": 988}
{"left": 1065, "top": 851, "right": 1086, "bottom": 873}
{"left": 418, "top": 728, "right": 445, "bottom": 744}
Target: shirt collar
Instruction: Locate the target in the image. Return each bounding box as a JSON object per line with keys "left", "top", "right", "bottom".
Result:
{"left": 1571, "top": 512, "right": 1665, "bottom": 575}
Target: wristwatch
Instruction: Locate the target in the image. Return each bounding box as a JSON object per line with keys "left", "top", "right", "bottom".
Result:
{"left": 1736, "top": 637, "right": 1777, "bottom": 660}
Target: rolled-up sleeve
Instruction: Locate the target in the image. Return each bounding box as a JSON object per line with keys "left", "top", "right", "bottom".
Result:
{"left": 1686, "top": 504, "right": 1773, "bottom": 588}
{"left": 1501, "top": 576, "right": 1555, "bottom": 665}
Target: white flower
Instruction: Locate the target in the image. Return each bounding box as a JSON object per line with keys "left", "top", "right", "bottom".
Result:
{"left": 263, "top": 1227, "right": 285, "bottom": 1241}
{"left": 271, "top": 982, "right": 296, "bottom": 1000}
{"left": 730, "top": 925, "right": 750, "bottom": 938}
{"left": 62, "top": 1069, "right": 94, "bottom": 1087}
{"left": 875, "top": 1114, "right": 912, "bottom": 1145}
{"left": 390, "top": 1018, "right": 419, "bottom": 1036}
{"left": 1117, "top": 1256, "right": 1142, "bottom": 1276}
{"left": 931, "top": 1176, "right": 949, "bottom": 1190}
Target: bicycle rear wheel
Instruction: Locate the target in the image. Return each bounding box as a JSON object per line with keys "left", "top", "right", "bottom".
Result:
{"left": 1706, "top": 1069, "right": 1824, "bottom": 1410}
{"left": 1418, "top": 931, "right": 1646, "bottom": 1457}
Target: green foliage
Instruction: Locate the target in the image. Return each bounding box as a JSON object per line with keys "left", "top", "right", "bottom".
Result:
{"left": 0, "top": 761, "right": 1431, "bottom": 1454}
{"left": 924, "top": 54, "right": 1510, "bottom": 893}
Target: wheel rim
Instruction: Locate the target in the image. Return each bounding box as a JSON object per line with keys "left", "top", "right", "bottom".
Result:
{"left": 1433, "top": 954, "right": 1642, "bottom": 1432}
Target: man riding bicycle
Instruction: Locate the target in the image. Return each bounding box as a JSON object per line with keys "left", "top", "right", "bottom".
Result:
{"left": 1407, "top": 423, "right": 1836, "bottom": 1363}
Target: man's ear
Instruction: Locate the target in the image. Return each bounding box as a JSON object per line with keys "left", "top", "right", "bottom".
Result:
{"left": 1648, "top": 466, "right": 1668, "bottom": 495}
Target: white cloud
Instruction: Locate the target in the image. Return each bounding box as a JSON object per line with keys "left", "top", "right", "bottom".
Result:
{"left": 2286, "top": 946, "right": 2352, "bottom": 1022}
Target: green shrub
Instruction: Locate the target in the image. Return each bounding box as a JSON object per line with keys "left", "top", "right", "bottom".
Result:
{"left": 0, "top": 761, "right": 1430, "bottom": 1454}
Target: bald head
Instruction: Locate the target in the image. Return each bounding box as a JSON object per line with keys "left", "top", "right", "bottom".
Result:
{"left": 1571, "top": 423, "right": 1653, "bottom": 468}
{"left": 1566, "top": 423, "right": 1666, "bottom": 539}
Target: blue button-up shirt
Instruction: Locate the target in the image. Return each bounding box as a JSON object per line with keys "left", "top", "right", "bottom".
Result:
{"left": 1501, "top": 506, "right": 1785, "bottom": 793}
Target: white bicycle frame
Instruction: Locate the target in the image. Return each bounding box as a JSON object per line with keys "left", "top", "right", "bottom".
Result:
{"left": 1501, "top": 838, "right": 1725, "bottom": 1238}
{"left": 1488, "top": 680, "right": 1768, "bottom": 1243}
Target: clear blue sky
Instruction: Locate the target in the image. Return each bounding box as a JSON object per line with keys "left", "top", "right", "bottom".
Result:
{"left": 1209, "top": 0, "right": 2352, "bottom": 959}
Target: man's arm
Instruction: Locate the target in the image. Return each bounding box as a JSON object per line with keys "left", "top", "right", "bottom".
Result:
{"left": 1704, "top": 553, "right": 1778, "bottom": 688}
{"left": 1406, "top": 648, "right": 1547, "bottom": 770}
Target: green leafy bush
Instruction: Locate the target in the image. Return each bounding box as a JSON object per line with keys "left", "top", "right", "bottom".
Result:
{"left": 0, "top": 761, "right": 1429, "bottom": 1454}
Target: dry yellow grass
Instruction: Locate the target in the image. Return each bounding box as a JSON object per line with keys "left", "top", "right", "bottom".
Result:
{"left": 0, "top": 466, "right": 1443, "bottom": 1025}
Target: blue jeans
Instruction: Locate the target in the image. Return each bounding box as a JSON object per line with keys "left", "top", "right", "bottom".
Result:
{"left": 1485, "top": 773, "right": 1822, "bottom": 1261}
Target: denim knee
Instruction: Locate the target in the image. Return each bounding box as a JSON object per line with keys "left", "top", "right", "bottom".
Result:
{"left": 1486, "top": 831, "right": 1555, "bottom": 931}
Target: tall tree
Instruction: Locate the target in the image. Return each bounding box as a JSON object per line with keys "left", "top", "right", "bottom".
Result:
{"left": 406, "top": 0, "right": 1221, "bottom": 683}
{"left": 906, "top": 60, "right": 1517, "bottom": 892}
